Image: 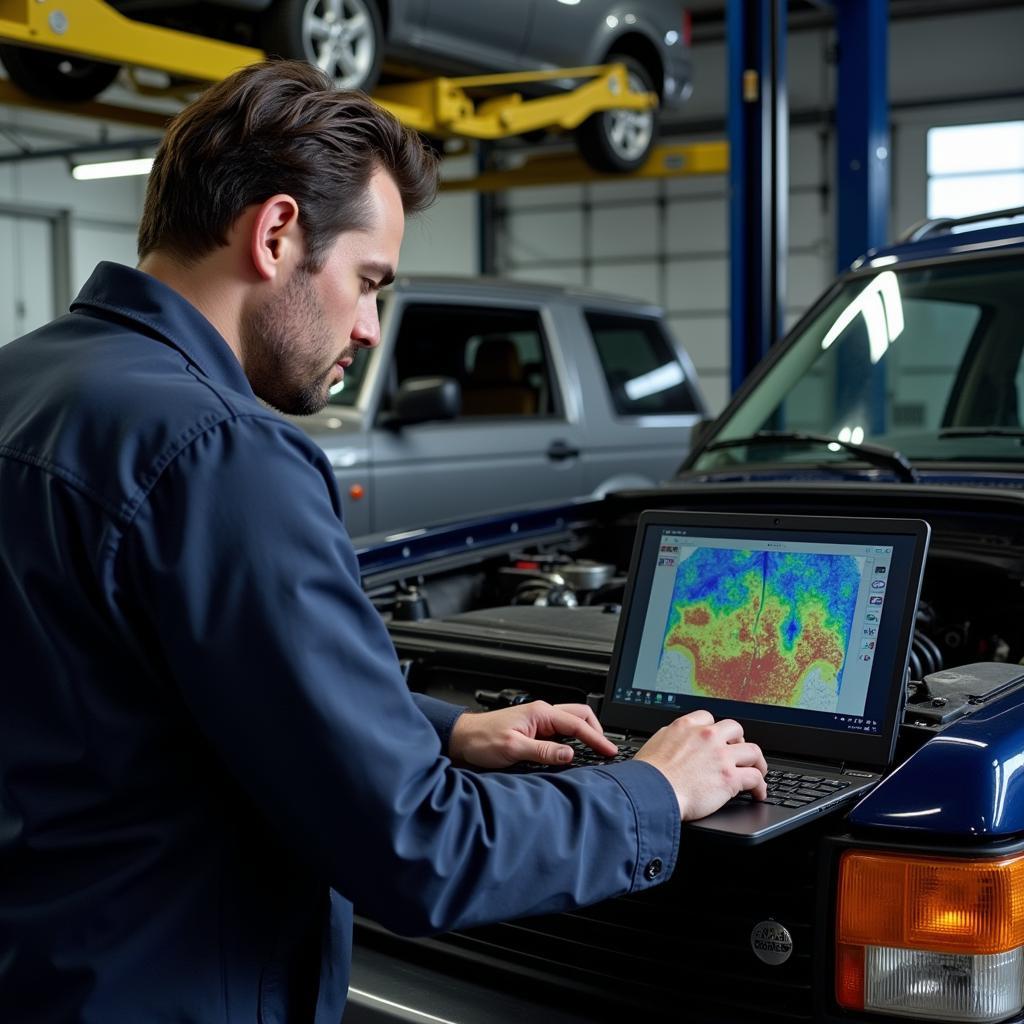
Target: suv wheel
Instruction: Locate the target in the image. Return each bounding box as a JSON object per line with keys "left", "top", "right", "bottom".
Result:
{"left": 575, "top": 54, "right": 658, "bottom": 174}
{"left": 0, "top": 45, "right": 120, "bottom": 102}
{"left": 262, "top": 0, "right": 384, "bottom": 93}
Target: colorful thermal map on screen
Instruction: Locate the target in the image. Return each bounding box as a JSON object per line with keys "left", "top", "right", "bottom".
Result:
{"left": 653, "top": 547, "right": 864, "bottom": 712}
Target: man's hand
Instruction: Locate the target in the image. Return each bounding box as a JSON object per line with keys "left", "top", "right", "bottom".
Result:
{"left": 634, "top": 710, "right": 768, "bottom": 821}
{"left": 449, "top": 701, "right": 618, "bottom": 770}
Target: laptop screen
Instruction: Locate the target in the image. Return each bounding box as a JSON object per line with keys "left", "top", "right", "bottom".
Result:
{"left": 605, "top": 512, "right": 930, "bottom": 768}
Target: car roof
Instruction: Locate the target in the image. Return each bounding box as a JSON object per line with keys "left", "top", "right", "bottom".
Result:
{"left": 388, "top": 274, "right": 664, "bottom": 313}
{"left": 853, "top": 207, "right": 1024, "bottom": 270}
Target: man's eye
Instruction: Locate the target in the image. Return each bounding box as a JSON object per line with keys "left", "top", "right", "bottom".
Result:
{"left": 362, "top": 278, "right": 378, "bottom": 294}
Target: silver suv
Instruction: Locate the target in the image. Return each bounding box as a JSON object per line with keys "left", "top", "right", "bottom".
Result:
{"left": 290, "top": 275, "right": 706, "bottom": 538}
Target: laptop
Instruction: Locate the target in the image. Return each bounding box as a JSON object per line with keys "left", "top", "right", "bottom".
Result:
{"left": 568, "top": 510, "right": 930, "bottom": 844}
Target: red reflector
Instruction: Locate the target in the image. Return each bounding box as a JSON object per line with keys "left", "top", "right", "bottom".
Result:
{"left": 682, "top": 9, "right": 693, "bottom": 47}
{"left": 836, "top": 943, "right": 865, "bottom": 1010}
{"left": 514, "top": 560, "right": 540, "bottom": 570}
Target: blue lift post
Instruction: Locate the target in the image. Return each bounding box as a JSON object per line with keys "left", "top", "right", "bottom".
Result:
{"left": 835, "top": 0, "right": 890, "bottom": 436}
{"left": 835, "top": 0, "right": 890, "bottom": 272}
{"left": 728, "top": 0, "right": 788, "bottom": 394}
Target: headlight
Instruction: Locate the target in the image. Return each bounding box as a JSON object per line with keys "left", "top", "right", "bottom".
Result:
{"left": 836, "top": 850, "right": 1024, "bottom": 1022}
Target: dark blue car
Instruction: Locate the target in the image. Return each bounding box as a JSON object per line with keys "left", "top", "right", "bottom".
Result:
{"left": 348, "top": 207, "right": 1024, "bottom": 1024}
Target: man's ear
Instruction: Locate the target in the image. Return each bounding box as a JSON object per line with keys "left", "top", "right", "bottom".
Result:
{"left": 250, "top": 194, "right": 302, "bottom": 281}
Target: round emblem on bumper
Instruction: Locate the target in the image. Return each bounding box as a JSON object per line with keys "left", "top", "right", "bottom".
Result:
{"left": 750, "top": 920, "right": 793, "bottom": 965}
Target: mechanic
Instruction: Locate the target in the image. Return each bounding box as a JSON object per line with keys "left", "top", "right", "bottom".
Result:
{"left": 0, "top": 60, "right": 767, "bottom": 1022}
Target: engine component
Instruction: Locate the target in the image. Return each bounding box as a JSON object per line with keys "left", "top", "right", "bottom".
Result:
{"left": 392, "top": 583, "right": 430, "bottom": 621}
{"left": 511, "top": 578, "right": 578, "bottom": 607}
{"left": 905, "top": 663, "right": 1024, "bottom": 727}
{"left": 550, "top": 560, "right": 616, "bottom": 592}
{"left": 497, "top": 556, "right": 616, "bottom": 609}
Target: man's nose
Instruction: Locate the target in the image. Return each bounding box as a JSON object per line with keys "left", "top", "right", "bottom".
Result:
{"left": 352, "top": 311, "right": 379, "bottom": 348}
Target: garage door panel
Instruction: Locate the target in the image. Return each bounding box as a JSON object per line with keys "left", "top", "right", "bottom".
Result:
{"left": 507, "top": 264, "right": 586, "bottom": 287}
{"left": 666, "top": 256, "right": 728, "bottom": 311}
{"left": 788, "top": 252, "right": 831, "bottom": 309}
{"left": 789, "top": 191, "right": 828, "bottom": 248}
{"left": 668, "top": 315, "right": 728, "bottom": 373}
{"left": 666, "top": 197, "right": 727, "bottom": 254}
{"left": 590, "top": 261, "right": 660, "bottom": 304}
{"left": 503, "top": 208, "right": 584, "bottom": 262}
{"left": 591, "top": 204, "right": 659, "bottom": 258}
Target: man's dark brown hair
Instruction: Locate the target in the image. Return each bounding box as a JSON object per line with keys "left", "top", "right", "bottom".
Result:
{"left": 138, "top": 60, "right": 438, "bottom": 269}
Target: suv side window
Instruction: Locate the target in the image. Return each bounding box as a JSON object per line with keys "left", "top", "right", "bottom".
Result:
{"left": 326, "top": 297, "right": 382, "bottom": 407}
{"left": 390, "top": 304, "right": 557, "bottom": 418}
{"left": 586, "top": 311, "right": 698, "bottom": 416}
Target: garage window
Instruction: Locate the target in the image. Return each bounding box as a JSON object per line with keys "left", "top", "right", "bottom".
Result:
{"left": 586, "top": 312, "right": 698, "bottom": 416}
{"left": 927, "top": 121, "right": 1024, "bottom": 219}
{"left": 389, "top": 304, "right": 556, "bottom": 418}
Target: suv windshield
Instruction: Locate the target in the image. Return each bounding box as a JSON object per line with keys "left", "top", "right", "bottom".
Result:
{"left": 693, "top": 254, "right": 1024, "bottom": 470}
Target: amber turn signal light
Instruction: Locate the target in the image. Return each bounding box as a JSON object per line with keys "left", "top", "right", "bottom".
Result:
{"left": 836, "top": 850, "right": 1024, "bottom": 1017}
{"left": 837, "top": 850, "right": 1024, "bottom": 955}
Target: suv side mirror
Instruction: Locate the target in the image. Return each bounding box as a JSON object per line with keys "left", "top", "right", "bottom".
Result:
{"left": 389, "top": 376, "right": 461, "bottom": 427}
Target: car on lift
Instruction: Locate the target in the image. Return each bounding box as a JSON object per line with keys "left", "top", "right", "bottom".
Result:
{"left": 0, "top": 0, "right": 693, "bottom": 172}
{"left": 288, "top": 274, "right": 707, "bottom": 539}
{"left": 341, "top": 207, "right": 1024, "bottom": 1023}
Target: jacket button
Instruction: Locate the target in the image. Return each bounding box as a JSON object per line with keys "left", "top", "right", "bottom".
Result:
{"left": 643, "top": 858, "right": 663, "bottom": 881}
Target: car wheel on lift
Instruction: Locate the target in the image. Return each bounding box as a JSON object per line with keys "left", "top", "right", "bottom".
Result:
{"left": 0, "top": 45, "right": 120, "bottom": 102}
{"left": 574, "top": 54, "right": 659, "bottom": 174}
{"left": 262, "top": 0, "right": 384, "bottom": 93}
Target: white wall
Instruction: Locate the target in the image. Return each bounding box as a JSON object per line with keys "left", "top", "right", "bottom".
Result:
{"left": 0, "top": 106, "right": 146, "bottom": 339}
{"left": 0, "top": 212, "right": 51, "bottom": 343}
{"left": 398, "top": 153, "right": 478, "bottom": 275}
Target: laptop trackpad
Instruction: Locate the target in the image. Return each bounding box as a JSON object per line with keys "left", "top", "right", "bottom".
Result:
{"left": 685, "top": 788, "right": 867, "bottom": 845}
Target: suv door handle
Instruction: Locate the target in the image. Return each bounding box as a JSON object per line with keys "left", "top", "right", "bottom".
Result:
{"left": 547, "top": 440, "right": 580, "bottom": 461}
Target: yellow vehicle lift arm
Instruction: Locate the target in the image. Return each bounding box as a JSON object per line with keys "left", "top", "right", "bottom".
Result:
{"left": 0, "top": 0, "right": 652, "bottom": 137}
{"left": 0, "top": 0, "right": 727, "bottom": 188}
{"left": 0, "top": 0, "right": 262, "bottom": 81}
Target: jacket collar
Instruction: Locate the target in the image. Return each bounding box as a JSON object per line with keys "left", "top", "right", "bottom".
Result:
{"left": 71, "top": 261, "right": 255, "bottom": 398}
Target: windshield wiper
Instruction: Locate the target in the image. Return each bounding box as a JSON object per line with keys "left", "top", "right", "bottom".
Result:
{"left": 939, "top": 427, "right": 1024, "bottom": 441}
{"left": 701, "top": 430, "right": 920, "bottom": 483}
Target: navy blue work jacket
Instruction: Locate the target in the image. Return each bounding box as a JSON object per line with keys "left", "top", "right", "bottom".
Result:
{"left": 0, "top": 262, "right": 679, "bottom": 1022}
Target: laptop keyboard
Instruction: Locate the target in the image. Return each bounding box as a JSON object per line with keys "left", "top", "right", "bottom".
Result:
{"left": 729, "top": 768, "right": 852, "bottom": 807}
{"left": 510, "top": 737, "right": 639, "bottom": 773}
{"left": 513, "top": 744, "right": 855, "bottom": 809}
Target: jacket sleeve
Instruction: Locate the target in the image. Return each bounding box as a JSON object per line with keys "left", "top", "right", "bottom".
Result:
{"left": 113, "top": 414, "right": 679, "bottom": 936}
{"left": 410, "top": 693, "right": 465, "bottom": 752}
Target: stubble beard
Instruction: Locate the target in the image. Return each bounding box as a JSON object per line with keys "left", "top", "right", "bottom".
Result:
{"left": 243, "top": 267, "right": 343, "bottom": 416}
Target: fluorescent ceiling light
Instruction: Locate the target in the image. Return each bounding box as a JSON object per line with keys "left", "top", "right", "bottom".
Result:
{"left": 72, "top": 157, "right": 154, "bottom": 181}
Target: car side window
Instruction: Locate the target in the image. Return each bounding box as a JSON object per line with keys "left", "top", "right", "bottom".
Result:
{"left": 327, "top": 298, "right": 383, "bottom": 407}
{"left": 586, "top": 312, "right": 698, "bottom": 415}
{"left": 390, "top": 304, "right": 557, "bottom": 419}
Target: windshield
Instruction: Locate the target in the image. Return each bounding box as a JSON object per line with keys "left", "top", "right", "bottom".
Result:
{"left": 693, "top": 255, "right": 1024, "bottom": 470}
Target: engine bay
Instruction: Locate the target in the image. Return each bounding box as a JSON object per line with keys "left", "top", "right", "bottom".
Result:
{"left": 366, "top": 484, "right": 1024, "bottom": 747}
